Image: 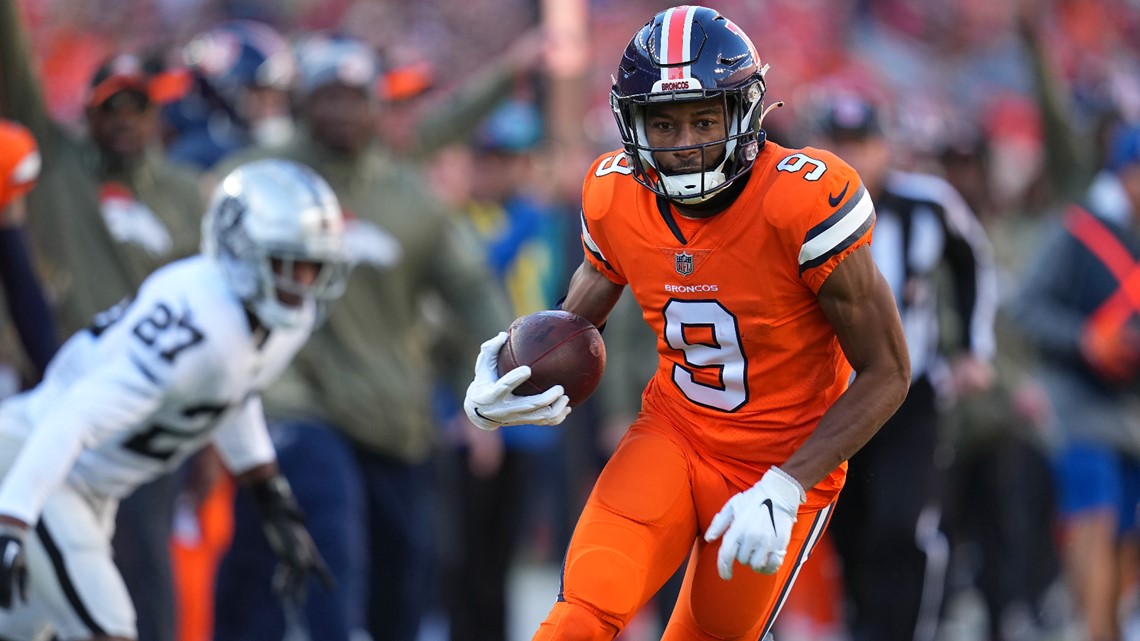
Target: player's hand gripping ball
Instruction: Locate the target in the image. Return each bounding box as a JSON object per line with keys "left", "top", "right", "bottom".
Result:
{"left": 496, "top": 310, "right": 606, "bottom": 406}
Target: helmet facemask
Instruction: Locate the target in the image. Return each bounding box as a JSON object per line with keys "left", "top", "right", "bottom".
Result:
{"left": 250, "top": 248, "right": 348, "bottom": 329}
{"left": 203, "top": 160, "right": 348, "bottom": 330}
{"left": 612, "top": 79, "right": 764, "bottom": 204}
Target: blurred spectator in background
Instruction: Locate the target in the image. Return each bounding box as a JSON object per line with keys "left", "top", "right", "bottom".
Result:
{"left": 812, "top": 91, "right": 997, "bottom": 641}
{"left": 935, "top": 116, "right": 1062, "bottom": 641}
{"left": 383, "top": 26, "right": 552, "bottom": 164}
{"left": 211, "top": 35, "right": 512, "bottom": 641}
{"left": 164, "top": 19, "right": 298, "bottom": 170}
{"left": 0, "top": 120, "right": 57, "bottom": 381}
{"left": 931, "top": 8, "right": 1140, "bottom": 629}
{"left": 0, "top": 4, "right": 204, "bottom": 641}
{"left": 434, "top": 97, "right": 569, "bottom": 641}
{"left": 1011, "top": 122, "right": 1140, "bottom": 641}
{"left": 0, "top": 3, "right": 201, "bottom": 333}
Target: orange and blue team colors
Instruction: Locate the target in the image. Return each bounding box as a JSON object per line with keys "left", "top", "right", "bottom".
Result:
{"left": 0, "top": 121, "right": 41, "bottom": 210}
{"left": 538, "top": 140, "right": 875, "bottom": 640}
{"left": 582, "top": 140, "right": 872, "bottom": 507}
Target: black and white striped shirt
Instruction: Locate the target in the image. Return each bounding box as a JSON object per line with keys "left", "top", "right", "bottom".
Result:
{"left": 869, "top": 171, "right": 997, "bottom": 383}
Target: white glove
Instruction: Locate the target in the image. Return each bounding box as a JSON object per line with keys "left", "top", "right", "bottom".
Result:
{"left": 704, "top": 465, "right": 806, "bottom": 580}
{"left": 463, "top": 332, "right": 571, "bottom": 431}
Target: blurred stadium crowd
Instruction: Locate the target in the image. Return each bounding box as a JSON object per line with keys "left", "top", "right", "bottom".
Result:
{"left": 3, "top": 0, "right": 1140, "bottom": 641}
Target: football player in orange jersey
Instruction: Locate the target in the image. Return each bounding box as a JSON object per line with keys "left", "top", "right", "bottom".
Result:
{"left": 463, "top": 6, "right": 911, "bottom": 640}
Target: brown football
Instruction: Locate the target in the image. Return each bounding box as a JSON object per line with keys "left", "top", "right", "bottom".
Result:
{"left": 496, "top": 310, "right": 606, "bottom": 406}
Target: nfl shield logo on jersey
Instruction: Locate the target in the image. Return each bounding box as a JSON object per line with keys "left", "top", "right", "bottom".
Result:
{"left": 674, "top": 251, "right": 694, "bottom": 276}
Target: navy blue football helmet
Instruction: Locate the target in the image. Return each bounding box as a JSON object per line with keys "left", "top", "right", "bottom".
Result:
{"left": 611, "top": 6, "right": 768, "bottom": 204}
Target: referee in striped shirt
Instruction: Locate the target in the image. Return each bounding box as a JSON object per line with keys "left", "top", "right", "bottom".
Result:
{"left": 812, "top": 93, "right": 998, "bottom": 641}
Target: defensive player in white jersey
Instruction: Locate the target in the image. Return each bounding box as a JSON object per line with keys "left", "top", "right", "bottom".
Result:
{"left": 0, "top": 158, "right": 348, "bottom": 641}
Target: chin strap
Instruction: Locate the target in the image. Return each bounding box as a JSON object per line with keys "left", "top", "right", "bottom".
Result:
{"left": 679, "top": 100, "right": 784, "bottom": 203}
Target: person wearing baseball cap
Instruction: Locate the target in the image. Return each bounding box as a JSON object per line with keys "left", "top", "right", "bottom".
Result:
{"left": 85, "top": 52, "right": 191, "bottom": 163}
{"left": 295, "top": 36, "right": 384, "bottom": 101}
{"left": 209, "top": 31, "right": 513, "bottom": 641}
{"left": 0, "top": 24, "right": 204, "bottom": 334}
{"left": 816, "top": 91, "right": 886, "bottom": 140}
{"left": 88, "top": 54, "right": 158, "bottom": 109}
{"left": 287, "top": 36, "right": 385, "bottom": 158}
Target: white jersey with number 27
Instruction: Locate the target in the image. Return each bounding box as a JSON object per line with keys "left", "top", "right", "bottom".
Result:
{"left": 0, "top": 255, "right": 312, "bottom": 526}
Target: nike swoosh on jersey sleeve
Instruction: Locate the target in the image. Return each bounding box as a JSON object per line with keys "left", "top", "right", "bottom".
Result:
{"left": 798, "top": 183, "right": 875, "bottom": 274}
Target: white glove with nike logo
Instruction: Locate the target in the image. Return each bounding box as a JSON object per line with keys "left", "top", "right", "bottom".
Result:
{"left": 463, "top": 332, "right": 571, "bottom": 431}
{"left": 705, "top": 465, "right": 806, "bottom": 580}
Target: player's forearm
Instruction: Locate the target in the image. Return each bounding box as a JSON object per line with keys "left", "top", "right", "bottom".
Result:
{"left": 561, "top": 260, "right": 624, "bottom": 328}
{"left": 799, "top": 246, "right": 910, "bottom": 489}
{"left": 0, "top": 414, "right": 89, "bottom": 526}
{"left": 0, "top": 363, "right": 164, "bottom": 523}
{"left": 779, "top": 362, "right": 909, "bottom": 489}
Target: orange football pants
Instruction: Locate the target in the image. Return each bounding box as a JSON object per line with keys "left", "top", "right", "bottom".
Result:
{"left": 536, "top": 415, "right": 835, "bottom": 641}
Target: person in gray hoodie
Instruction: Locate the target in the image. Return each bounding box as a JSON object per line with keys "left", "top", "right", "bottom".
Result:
{"left": 1010, "top": 122, "right": 1140, "bottom": 641}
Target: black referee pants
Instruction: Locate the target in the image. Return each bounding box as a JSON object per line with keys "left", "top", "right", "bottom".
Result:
{"left": 829, "top": 377, "right": 947, "bottom": 641}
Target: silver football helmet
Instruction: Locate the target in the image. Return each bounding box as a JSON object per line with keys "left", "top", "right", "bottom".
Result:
{"left": 202, "top": 159, "right": 348, "bottom": 329}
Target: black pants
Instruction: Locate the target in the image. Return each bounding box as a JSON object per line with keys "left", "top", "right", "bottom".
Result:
{"left": 358, "top": 446, "right": 438, "bottom": 641}
{"left": 214, "top": 421, "right": 434, "bottom": 641}
{"left": 113, "top": 471, "right": 178, "bottom": 641}
{"left": 443, "top": 443, "right": 571, "bottom": 641}
{"left": 945, "top": 432, "right": 1059, "bottom": 638}
{"left": 444, "top": 449, "right": 529, "bottom": 641}
{"left": 830, "top": 377, "right": 947, "bottom": 641}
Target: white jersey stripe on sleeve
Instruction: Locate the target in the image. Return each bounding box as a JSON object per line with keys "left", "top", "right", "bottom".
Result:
{"left": 580, "top": 211, "right": 609, "bottom": 265}
{"left": 798, "top": 187, "right": 874, "bottom": 267}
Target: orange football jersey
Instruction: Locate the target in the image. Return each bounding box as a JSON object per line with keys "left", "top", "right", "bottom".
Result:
{"left": 581, "top": 141, "right": 874, "bottom": 507}
{"left": 0, "top": 120, "right": 41, "bottom": 211}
